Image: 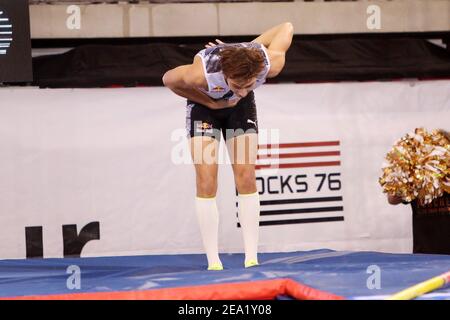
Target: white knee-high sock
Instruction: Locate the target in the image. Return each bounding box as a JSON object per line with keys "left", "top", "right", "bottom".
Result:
{"left": 238, "top": 192, "right": 260, "bottom": 264}
{"left": 195, "top": 196, "right": 222, "bottom": 267}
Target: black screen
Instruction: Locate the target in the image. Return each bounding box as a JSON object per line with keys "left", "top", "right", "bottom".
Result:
{"left": 0, "top": 0, "right": 32, "bottom": 83}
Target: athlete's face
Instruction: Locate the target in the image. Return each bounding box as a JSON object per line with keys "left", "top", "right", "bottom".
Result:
{"left": 226, "top": 77, "right": 257, "bottom": 98}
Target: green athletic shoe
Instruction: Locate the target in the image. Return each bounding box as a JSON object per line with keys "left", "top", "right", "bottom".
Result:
{"left": 207, "top": 263, "right": 224, "bottom": 271}
{"left": 244, "top": 260, "right": 259, "bottom": 268}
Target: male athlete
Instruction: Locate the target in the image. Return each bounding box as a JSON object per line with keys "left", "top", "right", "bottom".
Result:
{"left": 163, "top": 22, "right": 294, "bottom": 270}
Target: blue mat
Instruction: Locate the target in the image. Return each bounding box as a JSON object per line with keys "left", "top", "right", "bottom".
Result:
{"left": 0, "top": 249, "right": 449, "bottom": 299}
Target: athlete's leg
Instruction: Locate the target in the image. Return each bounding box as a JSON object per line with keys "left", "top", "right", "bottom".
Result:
{"left": 226, "top": 132, "right": 260, "bottom": 268}
{"left": 224, "top": 91, "right": 260, "bottom": 267}
{"left": 226, "top": 133, "right": 258, "bottom": 194}
{"left": 187, "top": 100, "right": 224, "bottom": 270}
{"left": 191, "top": 136, "right": 219, "bottom": 198}
{"left": 190, "top": 136, "right": 223, "bottom": 270}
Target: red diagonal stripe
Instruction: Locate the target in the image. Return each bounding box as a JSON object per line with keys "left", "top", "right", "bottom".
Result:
{"left": 259, "top": 141, "right": 340, "bottom": 149}
{"left": 257, "top": 151, "right": 340, "bottom": 160}
{"left": 256, "top": 161, "right": 341, "bottom": 170}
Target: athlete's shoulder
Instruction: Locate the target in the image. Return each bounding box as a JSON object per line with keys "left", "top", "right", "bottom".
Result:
{"left": 183, "top": 56, "right": 208, "bottom": 89}
{"left": 265, "top": 48, "right": 286, "bottom": 78}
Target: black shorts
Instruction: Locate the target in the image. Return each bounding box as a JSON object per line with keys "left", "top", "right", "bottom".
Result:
{"left": 186, "top": 91, "right": 258, "bottom": 141}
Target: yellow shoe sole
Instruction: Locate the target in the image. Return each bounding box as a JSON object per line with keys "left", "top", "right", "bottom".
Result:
{"left": 245, "top": 260, "right": 259, "bottom": 268}
{"left": 207, "top": 263, "right": 224, "bottom": 271}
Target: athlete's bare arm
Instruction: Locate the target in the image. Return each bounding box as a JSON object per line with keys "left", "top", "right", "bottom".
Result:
{"left": 162, "top": 56, "right": 238, "bottom": 109}
{"left": 162, "top": 56, "right": 211, "bottom": 106}
{"left": 252, "top": 22, "right": 294, "bottom": 78}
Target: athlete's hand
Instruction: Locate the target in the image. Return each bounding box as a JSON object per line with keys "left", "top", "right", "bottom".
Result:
{"left": 387, "top": 194, "right": 405, "bottom": 205}
{"left": 207, "top": 98, "right": 240, "bottom": 109}
{"left": 205, "top": 39, "right": 225, "bottom": 48}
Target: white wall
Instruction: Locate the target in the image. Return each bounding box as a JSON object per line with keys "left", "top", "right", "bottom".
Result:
{"left": 0, "top": 80, "right": 449, "bottom": 259}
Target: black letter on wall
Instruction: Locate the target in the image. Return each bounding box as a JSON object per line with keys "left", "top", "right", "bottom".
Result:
{"left": 25, "top": 226, "right": 43, "bottom": 258}
{"left": 63, "top": 222, "right": 100, "bottom": 257}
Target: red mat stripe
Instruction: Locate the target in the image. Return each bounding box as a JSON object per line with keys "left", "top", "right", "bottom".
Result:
{"left": 2, "top": 278, "right": 344, "bottom": 300}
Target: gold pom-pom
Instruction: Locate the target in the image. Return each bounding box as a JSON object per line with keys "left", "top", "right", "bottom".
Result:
{"left": 379, "top": 128, "right": 450, "bottom": 205}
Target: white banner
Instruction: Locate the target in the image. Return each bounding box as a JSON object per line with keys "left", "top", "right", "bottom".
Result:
{"left": 0, "top": 81, "right": 449, "bottom": 259}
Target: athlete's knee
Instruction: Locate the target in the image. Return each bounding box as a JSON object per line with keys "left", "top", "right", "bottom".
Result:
{"left": 234, "top": 169, "right": 256, "bottom": 192}
{"left": 235, "top": 168, "right": 255, "bottom": 181}
{"left": 196, "top": 175, "right": 218, "bottom": 197}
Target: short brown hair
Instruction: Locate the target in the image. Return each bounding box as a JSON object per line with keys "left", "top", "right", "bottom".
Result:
{"left": 219, "top": 47, "right": 265, "bottom": 82}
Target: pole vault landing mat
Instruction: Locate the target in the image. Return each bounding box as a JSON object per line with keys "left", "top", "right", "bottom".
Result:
{"left": 0, "top": 249, "right": 449, "bottom": 300}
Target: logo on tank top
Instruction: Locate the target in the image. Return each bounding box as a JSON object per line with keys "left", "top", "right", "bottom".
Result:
{"left": 212, "top": 86, "right": 225, "bottom": 92}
